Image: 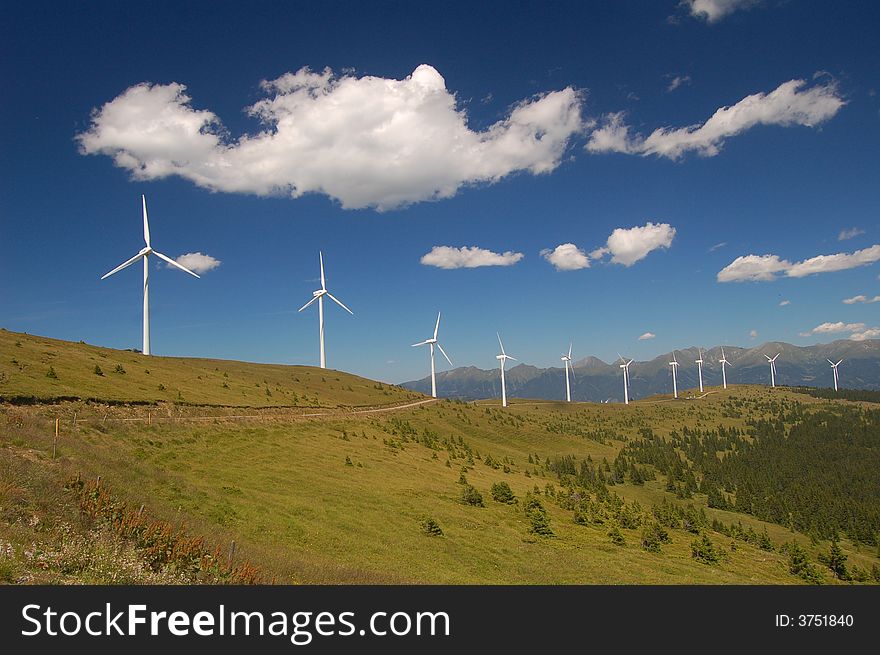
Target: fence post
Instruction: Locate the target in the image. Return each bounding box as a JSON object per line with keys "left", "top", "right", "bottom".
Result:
{"left": 73, "top": 412, "right": 77, "bottom": 428}
{"left": 53, "top": 418, "right": 59, "bottom": 459}
{"left": 227, "top": 541, "right": 236, "bottom": 569}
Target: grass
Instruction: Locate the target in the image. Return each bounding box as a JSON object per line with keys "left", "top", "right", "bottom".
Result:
{"left": 0, "top": 329, "right": 420, "bottom": 408}
{"left": 1, "top": 329, "right": 878, "bottom": 584}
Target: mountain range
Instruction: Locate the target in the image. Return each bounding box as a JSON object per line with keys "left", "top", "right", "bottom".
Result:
{"left": 401, "top": 339, "right": 880, "bottom": 402}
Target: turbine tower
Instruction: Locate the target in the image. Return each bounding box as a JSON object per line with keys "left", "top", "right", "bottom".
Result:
{"left": 695, "top": 348, "right": 704, "bottom": 393}
{"left": 827, "top": 358, "right": 842, "bottom": 392}
{"left": 298, "top": 252, "right": 353, "bottom": 369}
{"left": 618, "top": 353, "right": 633, "bottom": 405}
{"left": 719, "top": 347, "right": 731, "bottom": 390}
{"left": 669, "top": 351, "right": 680, "bottom": 399}
{"left": 561, "top": 343, "right": 573, "bottom": 402}
{"left": 765, "top": 353, "right": 780, "bottom": 387}
{"left": 412, "top": 312, "right": 453, "bottom": 398}
{"left": 100, "top": 195, "right": 200, "bottom": 356}
{"left": 496, "top": 333, "right": 517, "bottom": 407}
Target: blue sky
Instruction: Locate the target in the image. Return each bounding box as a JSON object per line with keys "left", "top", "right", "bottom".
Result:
{"left": 2, "top": 0, "right": 879, "bottom": 383}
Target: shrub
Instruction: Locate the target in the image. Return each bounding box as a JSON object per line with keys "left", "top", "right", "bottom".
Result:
{"left": 608, "top": 524, "right": 626, "bottom": 546}
{"left": 523, "top": 493, "right": 553, "bottom": 536}
{"left": 114, "top": 364, "right": 126, "bottom": 374}
{"left": 818, "top": 540, "right": 849, "bottom": 580}
{"left": 491, "top": 481, "right": 516, "bottom": 504}
{"left": 46, "top": 366, "right": 57, "bottom": 379}
{"left": 93, "top": 365, "right": 104, "bottom": 376}
{"left": 460, "top": 484, "right": 484, "bottom": 507}
{"left": 641, "top": 522, "right": 671, "bottom": 553}
{"left": 691, "top": 534, "right": 723, "bottom": 565}
{"left": 420, "top": 518, "right": 443, "bottom": 537}
{"left": 783, "top": 542, "right": 823, "bottom": 584}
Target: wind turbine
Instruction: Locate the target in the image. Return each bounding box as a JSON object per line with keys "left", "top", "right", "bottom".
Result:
{"left": 695, "top": 348, "right": 704, "bottom": 393}
{"left": 100, "top": 195, "right": 200, "bottom": 356}
{"left": 669, "top": 351, "right": 680, "bottom": 399}
{"left": 412, "top": 312, "right": 453, "bottom": 398}
{"left": 298, "top": 251, "right": 353, "bottom": 369}
{"left": 827, "top": 358, "right": 842, "bottom": 392}
{"left": 561, "top": 343, "right": 573, "bottom": 402}
{"left": 618, "top": 353, "right": 633, "bottom": 405}
{"left": 765, "top": 353, "right": 780, "bottom": 387}
{"left": 719, "top": 347, "right": 732, "bottom": 390}
{"left": 496, "top": 333, "right": 517, "bottom": 407}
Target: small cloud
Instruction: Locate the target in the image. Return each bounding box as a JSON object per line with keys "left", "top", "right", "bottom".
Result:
{"left": 749, "top": 329, "right": 758, "bottom": 339}
{"left": 587, "top": 78, "right": 844, "bottom": 160}
{"left": 803, "top": 321, "right": 866, "bottom": 335}
{"left": 708, "top": 241, "right": 727, "bottom": 252}
{"left": 420, "top": 246, "right": 524, "bottom": 269}
{"left": 843, "top": 294, "right": 880, "bottom": 304}
{"left": 638, "top": 332, "right": 656, "bottom": 341}
{"left": 779, "top": 299, "right": 790, "bottom": 306}
{"left": 718, "top": 244, "right": 880, "bottom": 282}
{"left": 838, "top": 227, "right": 865, "bottom": 241}
{"left": 592, "top": 222, "right": 676, "bottom": 267}
{"left": 540, "top": 243, "right": 590, "bottom": 271}
{"left": 685, "top": 0, "right": 762, "bottom": 23}
{"left": 850, "top": 327, "right": 880, "bottom": 341}
{"left": 169, "top": 252, "right": 221, "bottom": 274}
{"left": 666, "top": 75, "right": 692, "bottom": 93}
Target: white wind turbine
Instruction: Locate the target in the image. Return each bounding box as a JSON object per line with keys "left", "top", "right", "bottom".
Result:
{"left": 669, "top": 351, "right": 680, "bottom": 399}
{"left": 765, "top": 353, "right": 780, "bottom": 387}
{"left": 561, "top": 343, "right": 573, "bottom": 402}
{"left": 496, "top": 333, "right": 517, "bottom": 408}
{"left": 827, "top": 358, "right": 842, "bottom": 392}
{"left": 618, "top": 353, "right": 633, "bottom": 405}
{"left": 719, "top": 347, "right": 732, "bottom": 390}
{"left": 100, "top": 195, "right": 200, "bottom": 356}
{"left": 412, "top": 312, "right": 453, "bottom": 398}
{"left": 695, "top": 348, "right": 705, "bottom": 393}
{"left": 298, "top": 251, "right": 353, "bottom": 369}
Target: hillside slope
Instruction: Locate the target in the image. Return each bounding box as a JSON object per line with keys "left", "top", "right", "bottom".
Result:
{"left": 0, "top": 329, "right": 421, "bottom": 408}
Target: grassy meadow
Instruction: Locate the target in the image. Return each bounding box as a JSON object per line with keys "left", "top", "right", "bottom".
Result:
{"left": 1, "top": 329, "right": 878, "bottom": 584}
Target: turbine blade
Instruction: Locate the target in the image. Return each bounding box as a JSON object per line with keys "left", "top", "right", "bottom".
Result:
{"left": 152, "top": 251, "right": 200, "bottom": 278}
{"left": 568, "top": 342, "right": 572, "bottom": 359}
{"left": 411, "top": 340, "right": 429, "bottom": 347}
{"left": 507, "top": 356, "right": 517, "bottom": 361}
{"left": 142, "top": 195, "right": 150, "bottom": 247}
{"left": 319, "top": 251, "right": 326, "bottom": 290}
{"left": 827, "top": 359, "right": 834, "bottom": 365}
{"left": 326, "top": 292, "right": 354, "bottom": 315}
{"left": 437, "top": 343, "right": 453, "bottom": 366}
{"left": 434, "top": 311, "right": 441, "bottom": 340}
{"left": 836, "top": 359, "right": 843, "bottom": 366}
{"left": 298, "top": 296, "right": 319, "bottom": 312}
{"left": 101, "top": 252, "right": 145, "bottom": 279}
{"left": 497, "top": 333, "right": 505, "bottom": 355}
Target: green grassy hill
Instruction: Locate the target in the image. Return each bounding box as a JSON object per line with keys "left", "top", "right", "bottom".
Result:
{"left": 0, "top": 329, "right": 420, "bottom": 407}
{"left": 1, "top": 330, "right": 878, "bottom": 585}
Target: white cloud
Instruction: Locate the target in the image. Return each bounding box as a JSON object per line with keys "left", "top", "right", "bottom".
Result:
{"left": 718, "top": 245, "right": 880, "bottom": 282}
{"left": 592, "top": 222, "right": 676, "bottom": 267}
{"left": 77, "top": 65, "right": 585, "bottom": 211}
{"left": 838, "top": 227, "right": 865, "bottom": 241}
{"left": 586, "top": 79, "right": 844, "bottom": 160}
{"left": 850, "top": 327, "right": 880, "bottom": 341}
{"left": 169, "top": 252, "right": 221, "bottom": 274}
{"left": 420, "top": 246, "right": 524, "bottom": 269}
{"left": 779, "top": 299, "right": 790, "bottom": 306}
{"left": 667, "top": 75, "right": 691, "bottom": 93}
{"left": 806, "top": 322, "right": 866, "bottom": 335}
{"left": 843, "top": 294, "right": 880, "bottom": 304}
{"left": 685, "top": 0, "right": 761, "bottom": 23}
{"left": 786, "top": 245, "right": 880, "bottom": 278}
{"left": 717, "top": 254, "right": 791, "bottom": 282}
{"left": 540, "top": 243, "right": 590, "bottom": 271}
{"left": 749, "top": 329, "right": 758, "bottom": 339}
{"left": 638, "top": 332, "right": 656, "bottom": 341}
{"left": 708, "top": 241, "right": 727, "bottom": 252}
